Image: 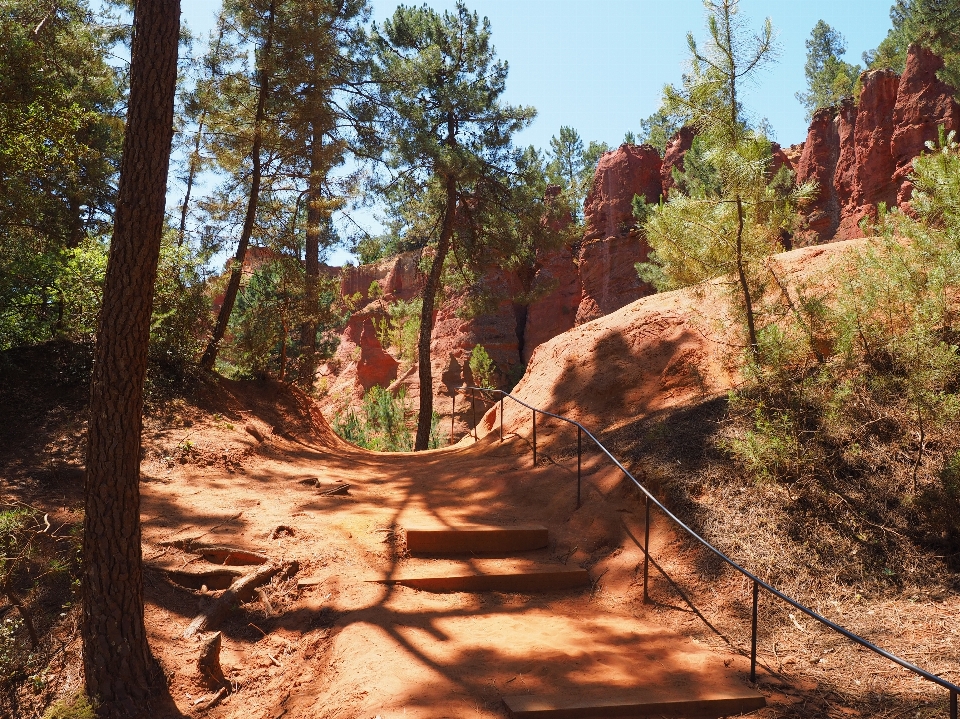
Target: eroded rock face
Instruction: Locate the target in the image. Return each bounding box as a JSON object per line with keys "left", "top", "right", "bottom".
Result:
{"left": 661, "top": 126, "right": 695, "bottom": 196}
{"left": 575, "top": 234, "right": 650, "bottom": 326}
{"left": 892, "top": 44, "right": 960, "bottom": 205}
{"left": 832, "top": 68, "right": 900, "bottom": 239}
{"left": 429, "top": 267, "right": 525, "bottom": 389}
{"left": 340, "top": 249, "right": 423, "bottom": 303}
{"left": 797, "top": 44, "right": 959, "bottom": 242}
{"left": 577, "top": 144, "right": 663, "bottom": 326}
{"left": 523, "top": 242, "right": 580, "bottom": 362}
{"left": 325, "top": 313, "right": 398, "bottom": 396}
{"left": 582, "top": 144, "right": 663, "bottom": 243}
{"left": 854, "top": 69, "right": 900, "bottom": 209}
{"left": 357, "top": 317, "right": 399, "bottom": 391}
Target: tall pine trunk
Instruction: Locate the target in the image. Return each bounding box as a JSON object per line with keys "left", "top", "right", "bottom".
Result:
{"left": 178, "top": 20, "right": 226, "bottom": 247}
{"left": 414, "top": 173, "right": 457, "bottom": 451}
{"left": 299, "top": 125, "right": 322, "bottom": 384}
{"left": 200, "top": 0, "right": 276, "bottom": 371}
{"left": 81, "top": 1, "right": 179, "bottom": 715}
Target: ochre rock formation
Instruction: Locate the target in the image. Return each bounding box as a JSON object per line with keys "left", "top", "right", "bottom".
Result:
{"left": 476, "top": 241, "right": 862, "bottom": 442}
{"left": 582, "top": 143, "right": 662, "bottom": 243}
{"left": 796, "top": 44, "right": 959, "bottom": 243}
{"left": 577, "top": 143, "right": 663, "bottom": 326}
{"left": 575, "top": 232, "right": 651, "bottom": 326}
{"left": 795, "top": 107, "right": 842, "bottom": 244}
{"left": 523, "top": 241, "right": 581, "bottom": 363}
{"left": 357, "top": 317, "right": 399, "bottom": 391}
{"left": 428, "top": 267, "right": 525, "bottom": 389}
{"left": 322, "top": 312, "right": 398, "bottom": 401}
{"left": 891, "top": 44, "right": 960, "bottom": 205}
{"left": 340, "top": 249, "right": 423, "bottom": 304}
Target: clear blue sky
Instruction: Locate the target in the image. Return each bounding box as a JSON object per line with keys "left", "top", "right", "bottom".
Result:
{"left": 176, "top": 0, "right": 897, "bottom": 264}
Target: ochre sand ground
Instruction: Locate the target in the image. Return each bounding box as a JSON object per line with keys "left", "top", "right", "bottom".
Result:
{"left": 138, "top": 425, "right": 763, "bottom": 719}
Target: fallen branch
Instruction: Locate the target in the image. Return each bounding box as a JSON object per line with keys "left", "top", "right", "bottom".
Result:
{"left": 318, "top": 483, "right": 350, "bottom": 497}
{"left": 183, "top": 561, "right": 293, "bottom": 638}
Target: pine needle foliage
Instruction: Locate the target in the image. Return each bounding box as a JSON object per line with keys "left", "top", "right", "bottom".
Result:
{"left": 725, "top": 130, "right": 960, "bottom": 565}
{"left": 638, "top": 0, "right": 811, "bottom": 356}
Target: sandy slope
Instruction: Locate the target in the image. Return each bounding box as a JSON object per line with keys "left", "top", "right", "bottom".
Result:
{"left": 477, "top": 241, "right": 859, "bottom": 443}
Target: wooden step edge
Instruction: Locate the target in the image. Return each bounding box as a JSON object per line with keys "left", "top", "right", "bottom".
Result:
{"left": 404, "top": 525, "right": 549, "bottom": 554}
{"left": 503, "top": 688, "right": 766, "bottom": 718}
{"left": 366, "top": 568, "right": 589, "bottom": 592}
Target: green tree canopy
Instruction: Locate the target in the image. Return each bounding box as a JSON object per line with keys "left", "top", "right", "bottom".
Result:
{"left": 865, "top": 0, "right": 960, "bottom": 88}
{"left": 796, "top": 20, "right": 861, "bottom": 119}
{"left": 0, "top": 0, "right": 123, "bottom": 349}
{"left": 370, "top": 1, "right": 536, "bottom": 449}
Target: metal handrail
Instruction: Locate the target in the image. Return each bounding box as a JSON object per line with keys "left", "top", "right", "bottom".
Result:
{"left": 457, "top": 385, "right": 960, "bottom": 717}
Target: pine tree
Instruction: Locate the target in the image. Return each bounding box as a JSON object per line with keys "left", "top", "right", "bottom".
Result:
{"left": 195, "top": 0, "right": 371, "bottom": 374}
{"left": 371, "top": 2, "right": 535, "bottom": 450}
{"left": 198, "top": 0, "right": 279, "bottom": 371}
{"left": 796, "top": 21, "right": 861, "bottom": 119}
{"left": 82, "top": 0, "right": 179, "bottom": 713}
{"left": 639, "top": 0, "right": 803, "bottom": 356}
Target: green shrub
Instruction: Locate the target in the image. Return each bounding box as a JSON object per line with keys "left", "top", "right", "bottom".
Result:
{"left": 332, "top": 386, "right": 446, "bottom": 451}
{"left": 374, "top": 298, "right": 421, "bottom": 367}
{"left": 469, "top": 344, "right": 496, "bottom": 389}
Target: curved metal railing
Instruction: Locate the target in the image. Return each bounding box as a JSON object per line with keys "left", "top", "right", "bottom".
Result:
{"left": 457, "top": 385, "right": 960, "bottom": 717}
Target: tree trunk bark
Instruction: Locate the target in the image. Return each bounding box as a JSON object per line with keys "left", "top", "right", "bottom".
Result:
{"left": 735, "top": 195, "right": 758, "bottom": 355}
{"left": 178, "top": 21, "right": 225, "bottom": 248}
{"left": 414, "top": 174, "right": 457, "bottom": 451}
{"left": 299, "top": 125, "right": 322, "bottom": 385}
{"left": 200, "top": 0, "right": 276, "bottom": 371}
{"left": 81, "top": 1, "right": 179, "bottom": 716}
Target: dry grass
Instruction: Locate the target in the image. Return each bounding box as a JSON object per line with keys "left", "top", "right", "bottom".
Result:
{"left": 570, "top": 394, "right": 960, "bottom": 717}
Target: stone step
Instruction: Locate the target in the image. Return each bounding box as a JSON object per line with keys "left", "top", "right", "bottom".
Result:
{"left": 404, "top": 524, "right": 548, "bottom": 554}
{"left": 503, "top": 685, "right": 766, "bottom": 718}
{"left": 369, "top": 566, "right": 589, "bottom": 592}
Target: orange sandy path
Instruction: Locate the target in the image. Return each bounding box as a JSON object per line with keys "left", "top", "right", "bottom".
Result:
{"left": 140, "top": 430, "right": 759, "bottom": 719}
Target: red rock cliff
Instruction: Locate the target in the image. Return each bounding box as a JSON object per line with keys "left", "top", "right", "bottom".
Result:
{"left": 577, "top": 143, "right": 663, "bottom": 325}
{"left": 796, "top": 44, "right": 959, "bottom": 243}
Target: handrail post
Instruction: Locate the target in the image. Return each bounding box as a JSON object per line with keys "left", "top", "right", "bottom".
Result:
{"left": 499, "top": 397, "right": 504, "bottom": 442}
{"left": 451, "top": 394, "right": 455, "bottom": 443}
{"left": 532, "top": 409, "right": 537, "bottom": 466}
{"left": 952, "top": 689, "right": 957, "bottom": 719}
{"left": 472, "top": 389, "right": 477, "bottom": 439}
{"left": 643, "top": 495, "right": 650, "bottom": 604}
{"left": 750, "top": 579, "right": 759, "bottom": 682}
{"left": 577, "top": 426, "right": 582, "bottom": 509}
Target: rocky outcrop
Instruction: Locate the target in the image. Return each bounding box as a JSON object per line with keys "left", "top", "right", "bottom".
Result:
{"left": 523, "top": 242, "right": 581, "bottom": 362}
{"left": 340, "top": 249, "right": 423, "bottom": 303}
{"left": 661, "top": 126, "right": 695, "bottom": 196}
{"left": 796, "top": 44, "right": 959, "bottom": 243}
{"left": 577, "top": 144, "right": 663, "bottom": 326}
{"left": 795, "top": 108, "right": 842, "bottom": 244}
{"left": 322, "top": 312, "right": 398, "bottom": 401}
{"left": 429, "top": 267, "right": 525, "bottom": 389}
{"left": 582, "top": 144, "right": 663, "bottom": 243}
{"left": 830, "top": 70, "right": 901, "bottom": 240}
{"left": 356, "top": 318, "right": 399, "bottom": 391}
{"left": 575, "top": 233, "right": 651, "bottom": 326}
{"left": 891, "top": 44, "right": 960, "bottom": 205}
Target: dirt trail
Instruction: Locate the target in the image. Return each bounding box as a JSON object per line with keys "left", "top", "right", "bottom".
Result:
{"left": 137, "top": 420, "right": 765, "bottom": 719}
{"left": 134, "top": 242, "right": 872, "bottom": 718}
